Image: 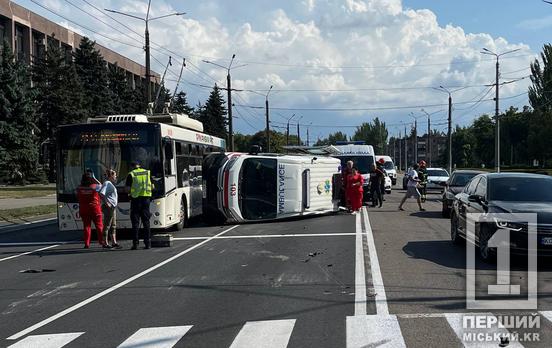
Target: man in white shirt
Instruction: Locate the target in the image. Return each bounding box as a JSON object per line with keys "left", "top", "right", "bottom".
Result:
{"left": 100, "top": 169, "right": 121, "bottom": 249}
{"left": 398, "top": 164, "right": 425, "bottom": 211}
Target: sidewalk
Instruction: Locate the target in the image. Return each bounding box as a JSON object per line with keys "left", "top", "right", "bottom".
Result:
{"left": 0, "top": 194, "right": 56, "bottom": 210}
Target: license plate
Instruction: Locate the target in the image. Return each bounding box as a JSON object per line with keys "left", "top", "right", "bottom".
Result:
{"left": 541, "top": 237, "right": 552, "bottom": 246}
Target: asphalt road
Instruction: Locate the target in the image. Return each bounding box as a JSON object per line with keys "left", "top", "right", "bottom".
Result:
{"left": 1, "top": 181, "right": 552, "bottom": 347}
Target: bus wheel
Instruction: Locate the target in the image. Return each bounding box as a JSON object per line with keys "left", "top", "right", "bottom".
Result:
{"left": 175, "top": 198, "right": 188, "bottom": 231}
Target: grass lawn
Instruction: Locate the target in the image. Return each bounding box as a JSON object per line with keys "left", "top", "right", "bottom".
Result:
{"left": 0, "top": 186, "right": 55, "bottom": 199}
{"left": 0, "top": 204, "right": 57, "bottom": 220}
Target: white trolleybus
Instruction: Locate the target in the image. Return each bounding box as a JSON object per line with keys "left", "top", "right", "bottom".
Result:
{"left": 56, "top": 113, "right": 225, "bottom": 231}
{"left": 203, "top": 151, "right": 342, "bottom": 223}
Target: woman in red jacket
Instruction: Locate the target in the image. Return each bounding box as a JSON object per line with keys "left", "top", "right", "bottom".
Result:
{"left": 76, "top": 171, "right": 105, "bottom": 249}
{"left": 347, "top": 167, "right": 364, "bottom": 214}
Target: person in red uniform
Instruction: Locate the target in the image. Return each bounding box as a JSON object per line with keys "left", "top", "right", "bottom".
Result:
{"left": 347, "top": 167, "right": 364, "bottom": 214}
{"left": 342, "top": 160, "right": 354, "bottom": 211}
{"left": 76, "top": 170, "right": 105, "bottom": 249}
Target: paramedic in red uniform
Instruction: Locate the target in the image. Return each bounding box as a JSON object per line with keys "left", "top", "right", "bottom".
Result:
{"left": 76, "top": 171, "right": 105, "bottom": 249}
{"left": 347, "top": 167, "right": 364, "bottom": 214}
{"left": 342, "top": 160, "right": 354, "bottom": 211}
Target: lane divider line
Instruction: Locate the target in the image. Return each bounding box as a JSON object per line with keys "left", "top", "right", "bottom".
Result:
{"left": 0, "top": 245, "right": 59, "bottom": 263}
{"left": 172, "top": 232, "right": 356, "bottom": 241}
{"left": 354, "top": 211, "right": 368, "bottom": 316}
{"left": 6, "top": 225, "right": 239, "bottom": 341}
{"left": 362, "top": 206, "right": 389, "bottom": 316}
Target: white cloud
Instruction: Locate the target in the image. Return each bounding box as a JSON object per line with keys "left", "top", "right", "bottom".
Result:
{"left": 35, "top": 0, "right": 536, "bottom": 135}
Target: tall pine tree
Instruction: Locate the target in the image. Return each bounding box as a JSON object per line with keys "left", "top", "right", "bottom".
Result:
{"left": 0, "top": 41, "right": 40, "bottom": 183}
{"left": 171, "top": 91, "right": 194, "bottom": 116}
{"left": 74, "top": 37, "right": 113, "bottom": 116}
{"left": 33, "top": 42, "right": 87, "bottom": 180}
{"left": 198, "top": 85, "right": 228, "bottom": 139}
{"left": 108, "top": 63, "right": 138, "bottom": 114}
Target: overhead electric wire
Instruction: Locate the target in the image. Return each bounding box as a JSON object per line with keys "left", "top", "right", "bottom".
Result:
{"left": 29, "top": 0, "right": 143, "bottom": 50}
{"left": 80, "top": 0, "right": 144, "bottom": 39}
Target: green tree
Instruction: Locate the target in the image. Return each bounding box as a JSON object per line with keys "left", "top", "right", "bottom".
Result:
{"left": 249, "top": 130, "right": 287, "bottom": 153}
{"left": 33, "top": 42, "right": 87, "bottom": 180}
{"left": 450, "top": 125, "right": 475, "bottom": 168}
{"left": 74, "top": 37, "right": 113, "bottom": 116}
{"left": 471, "top": 115, "right": 495, "bottom": 167}
{"left": 234, "top": 133, "right": 253, "bottom": 152}
{"left": 529, "top": 44, "right": 552, "bottom": 112}
{"left": 314, "top": 131, "right": 348, "bottom": 146}
{"left": 170, "top": 91, "right": 195, "bottom": 115}
{"left": 351, "top": 117, "right": 388, "bottom": 153}
{"left": 107, "top": 63, "right": 138, "bottom": 114}
{"left": 0, "top": 41, "right": 40, "bottom": 183}
{"left": 197, "top": 85, "right": 228, "bottom": 139}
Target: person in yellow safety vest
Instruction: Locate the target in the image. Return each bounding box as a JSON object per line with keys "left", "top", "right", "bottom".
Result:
{"left": 125, "top": 160, "right": 153, "bottom": 250}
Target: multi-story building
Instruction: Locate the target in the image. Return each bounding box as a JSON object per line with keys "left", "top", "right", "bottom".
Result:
{"left": 0, "top": 1, "right": 159, "bottom": 89}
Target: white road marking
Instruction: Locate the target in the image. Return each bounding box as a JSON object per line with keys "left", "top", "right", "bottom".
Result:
{"left": 0, "top": 241, "right": 78, "bottom": 247}
{"left": 6, "top": 225, "right": 239, "bottom": 341}
{"left": 117, "top": 326, "right": 192, "bottom": 348}
{"left": 354, "top": 211, "right": 367, "bottom": 316}
{"left": 540, "top": 311, "right": 552, "bottom": 323}
{"left": 22, "top": 217, "right": 57, "bottom": 225}
{"left": 362, "top": 206, "right": 389, "bottom": 315}
{"left": 346, "top": 315, "right": 406, "bottom": 348}
{"left": 0, "top": 245, "right": 59, "bottom": 262}
{"left": 7, "top": 332, "right": 84, "bottom": 348}
{"left": 172, "top": 232, "right": 356, "bottom": 241}
{"left": 445, "top": 313, "right": 524, "bottom": 347}
{"left": 229, "top": 319, "right": 296, "bottom": 348}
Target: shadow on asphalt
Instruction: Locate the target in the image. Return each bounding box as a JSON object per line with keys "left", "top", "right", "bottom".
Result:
{"left": 402, "top": 240, "right": 552, "bottom": 272}
{"left": 409, "top": 210, "right": 444, "bottom": 219}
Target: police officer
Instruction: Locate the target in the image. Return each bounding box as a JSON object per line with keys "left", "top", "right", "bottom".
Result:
{"left": 126, "top": 160, "right": 153, "bottom": 250}
{"left": 418, "top": 160, "right": 428, "bottom": 203}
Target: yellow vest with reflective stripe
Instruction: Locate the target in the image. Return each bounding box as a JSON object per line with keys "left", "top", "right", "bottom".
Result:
{"left": 129, "top": 168, "right": 152, "bottom": 198}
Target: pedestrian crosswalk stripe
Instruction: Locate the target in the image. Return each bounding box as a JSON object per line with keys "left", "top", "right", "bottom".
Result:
{"left": 116, "top": 326, "right": 192, "bottom": 348}
{"left": 540, "top": 311, "right": 552, "bottom": 324}
{"left": 346, "top": 315, "right": 406, "bottom": 348}
{"left": 229, "top": 319, "right": 296, "bottom": 348}
{"left": 7, "top": 332, "right": 84, "bottom": 348}
{"left": 444, "top": 313, "right": 524, "bottom": 348}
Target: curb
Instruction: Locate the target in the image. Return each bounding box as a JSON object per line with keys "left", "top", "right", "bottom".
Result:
{"left": 0, "top": 217, "right": 57, "bottom": 235}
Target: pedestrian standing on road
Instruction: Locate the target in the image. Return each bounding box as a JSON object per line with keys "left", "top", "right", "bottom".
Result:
{"left": 418, "top": 160, "right": 428, "bottom": 203}
{"left": 126, "top": 161, "right": 153, "bottom": 250}
{"left": 342, "top": 160, "right": 354, "bottom": 211}
{"left": 76, "top": 170, "right": 106, "bottom": 249}
{"left": 398, "top": 164, "right": 425, "bottom": 212}
{"left": 100, "top": 169, "right": 121, "bottom": 249}
{"left": 369, "top": 163, "right": 384, "bottom": 208}
{"left": 347, "top": 167, "right": 364, "bottom": 214}
{"left": 377, "top": 158, "right": 387, "bottom": 202}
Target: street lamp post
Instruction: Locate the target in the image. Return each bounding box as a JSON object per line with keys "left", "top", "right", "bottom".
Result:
{"left": 202, "top": 55, "right": 246, "bottom": 152}
{"left": 408, "top": 112, "right": 422, "bottom": 164}
{"left": 105, "top": 2, "right": 185, "bottom": 104}
{"left": 421, "top": 109, "right": 431, "bottom": 167}
{"left": 286, "top": 113, "right": 296, "bottom": 146}
{"left": 434, "top": 86, "right": 455, "bottom": 175}
{"left": 480, "top": 48, "right": 521, "bottom": 173}
{"left": 296, "top": 115, "right": 303, "bottom": 146}
{"left": 265, "top": 86, "right": 273, "bottom": 152}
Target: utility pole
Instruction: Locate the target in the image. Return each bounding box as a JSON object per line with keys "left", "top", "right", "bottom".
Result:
{"left": 296, "top": 116, "right": 303, "bottom": 145}
{"left": 421, "top": 109, "right": 431, "bottom": 167}
{"left": 481, "top": 48, "right": 521, "bottom": 172}
{"left": 286, "top": 114, "right": 295, "bottom": 146}
{"left": 404, "top": 125, "right": 408, "bottom": 168}
{"left": 203, "top": 55, "right": 244, "bottom": 151}
{"left": 265, "top": 86, "right": 273, "bottom": 152}
{"left": 398, "top": 130, "right": 402, "bottom": 171}
{"left": 409, "top": 112, "right": 420, "bottom": 164}
{"left": 434, "top": 86, "right": 455, "bottom": 175}
{"left": 106, "top": 2, "right": 185, "bottom": 105}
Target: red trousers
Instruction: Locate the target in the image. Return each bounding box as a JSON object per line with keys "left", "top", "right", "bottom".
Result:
{"left": 81, "top": 210, "right": 104, "bottom": 247}
{"left": 349, "top": 189, "right": 363, "bottom": 211}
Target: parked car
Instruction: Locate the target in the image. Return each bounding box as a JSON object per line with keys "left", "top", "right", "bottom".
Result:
{"left": 376, "top": 155, "right": 397, "bottom": 185}
{"left": 450, "top": 173, "right": 552, "bottom": 262}
{"left": 441, "top": 170, "right": 485, "bottom": 217}
{"left": 425, "top": 168, "right": 450, "bottom": 190}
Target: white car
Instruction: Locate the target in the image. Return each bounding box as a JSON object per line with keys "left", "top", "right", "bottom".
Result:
{"left": 425, "top": 168, "right": 450, "bottom": 190}
{"left": 384, "top": 175, "right": 392, "bottom": 194}
{"left": 376, "top": 155, "right": 397, "bottom": 185}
